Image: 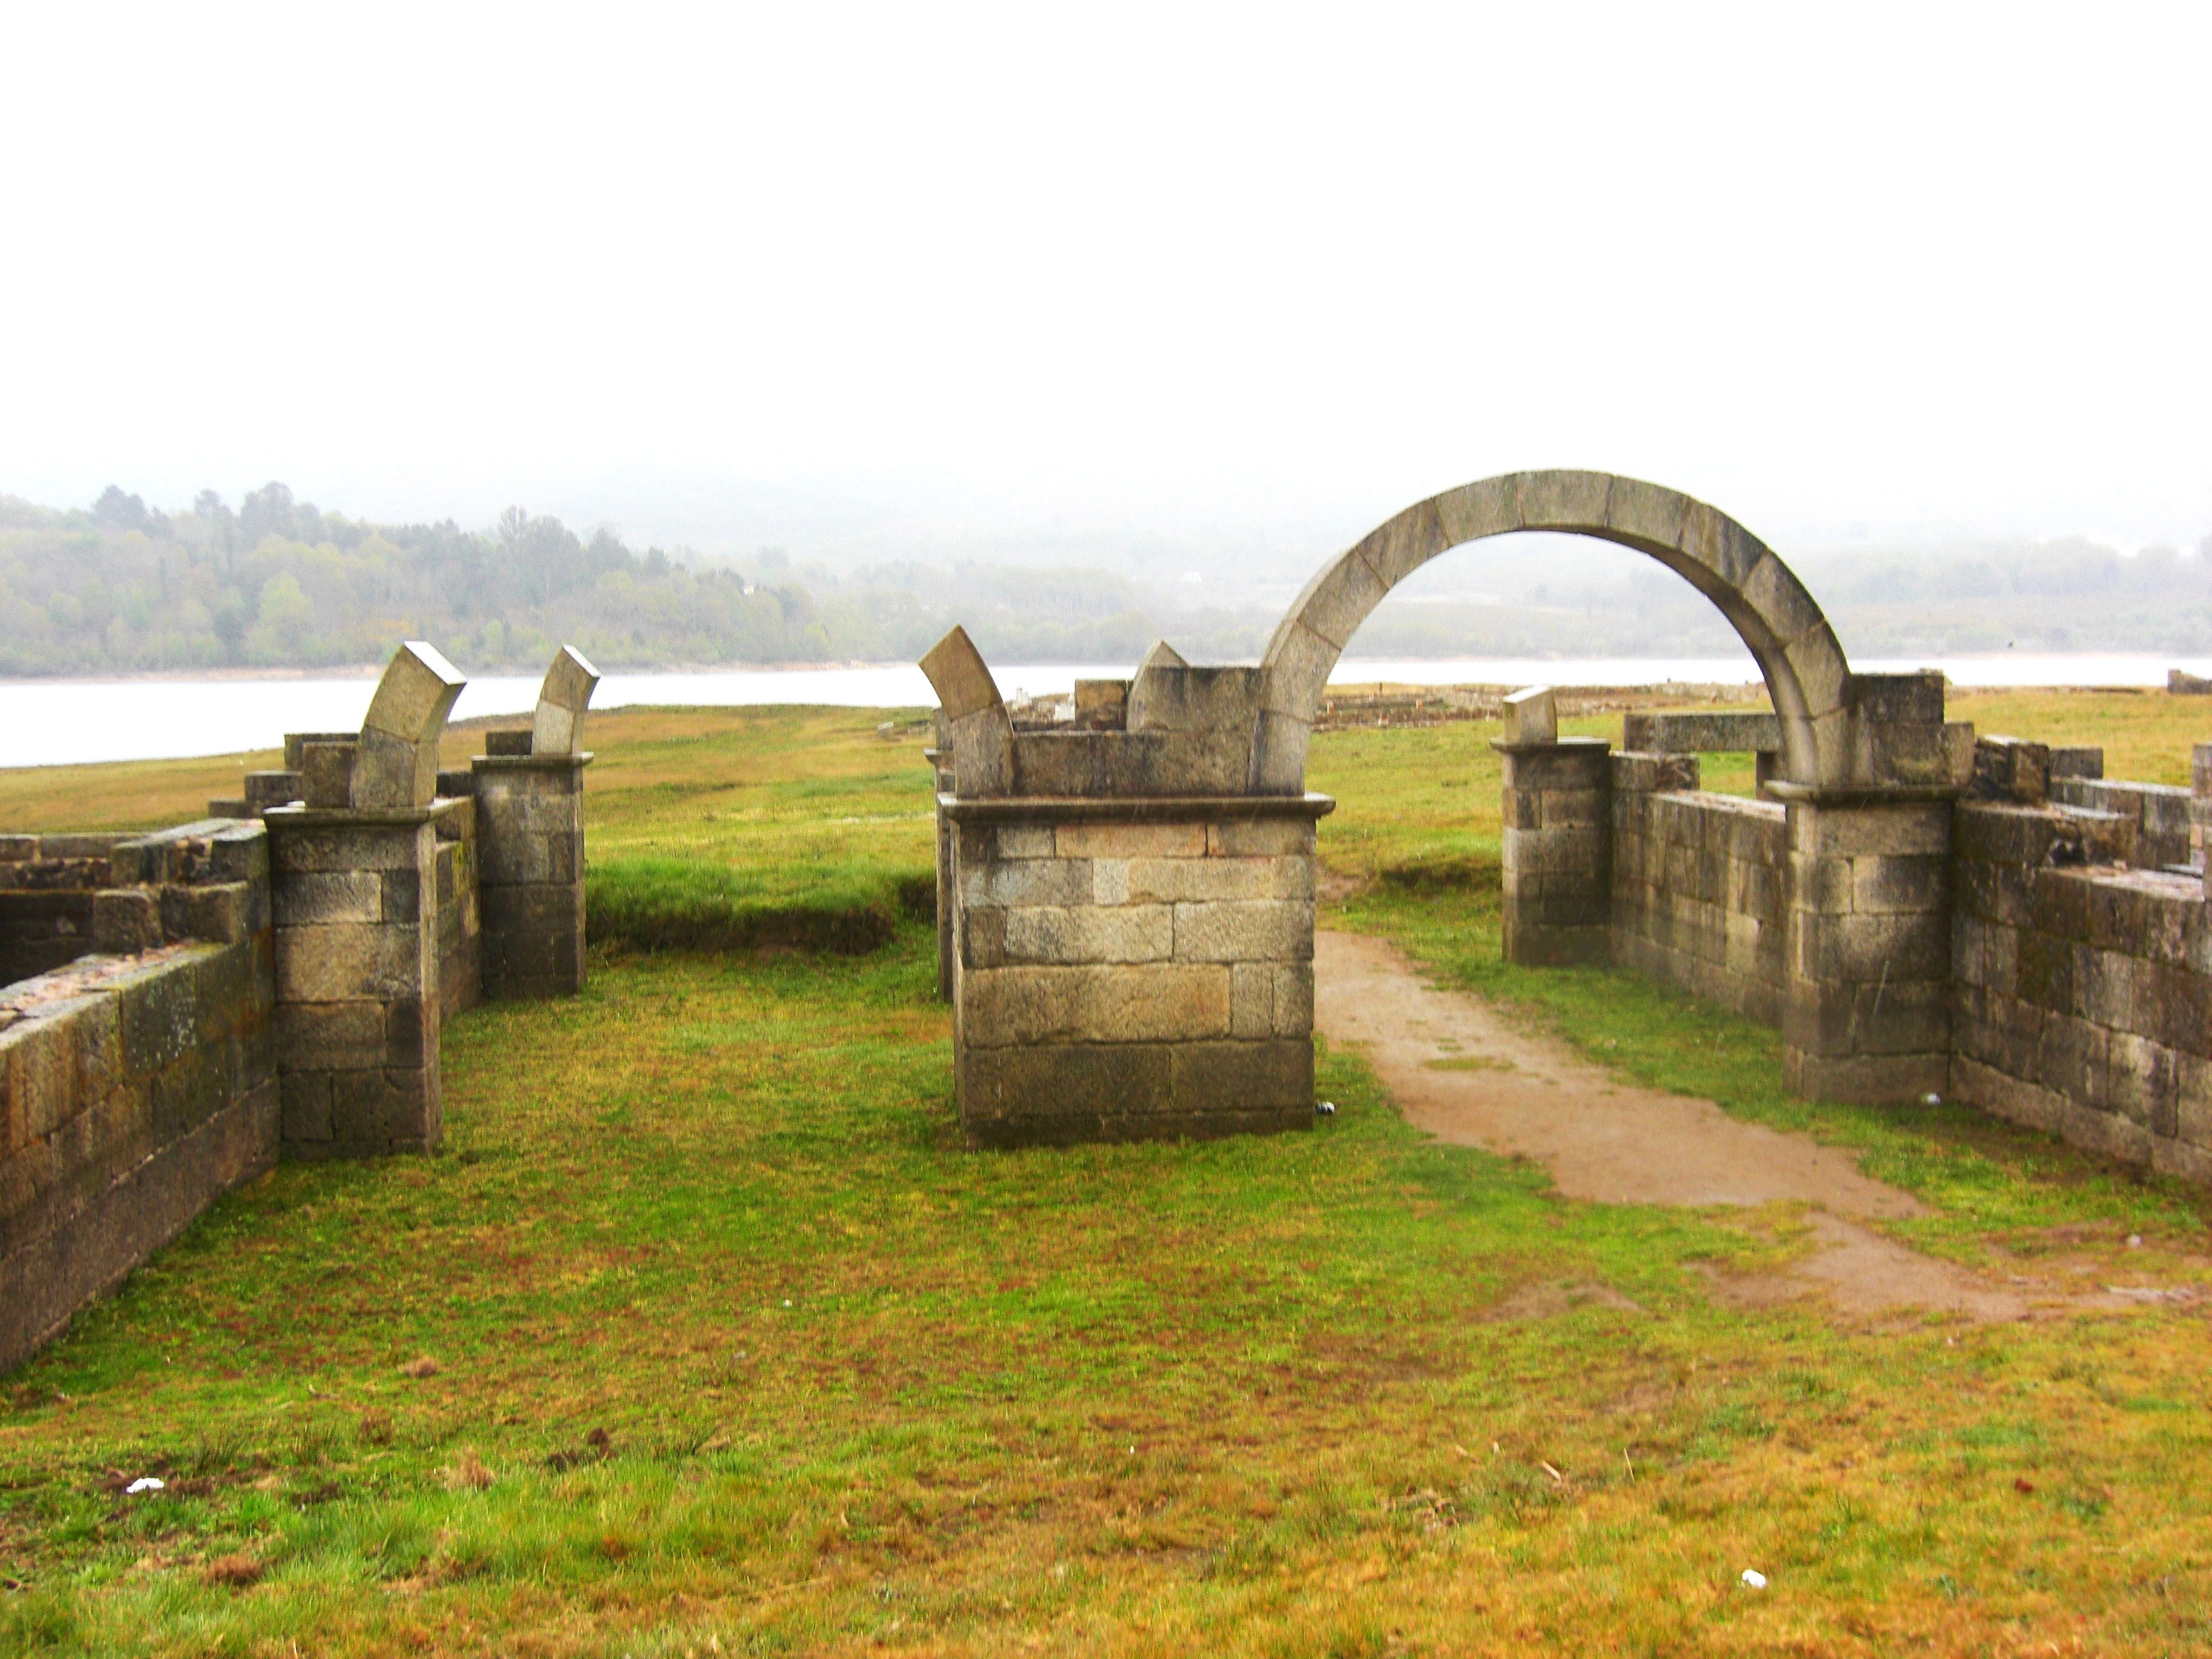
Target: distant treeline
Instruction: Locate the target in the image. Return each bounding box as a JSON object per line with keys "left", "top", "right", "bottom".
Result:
{"left": 0, "top": 485, "right": 1211, "bottom": 675}
{"left": 2, "top": 484, "right": 2208, "bottom": 675}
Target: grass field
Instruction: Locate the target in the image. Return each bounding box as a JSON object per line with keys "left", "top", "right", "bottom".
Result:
{"left": 2, "top": 692, "right": 2211, "bottom": 1655}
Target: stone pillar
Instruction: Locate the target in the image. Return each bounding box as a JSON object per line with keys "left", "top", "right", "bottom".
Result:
{"left": 1780, "top": 797, "right": 1954, "bottom": 1102}
{"left": 1496, "top": 737, "right": 1612, "bottom": 966}
{"left": 265, "top": 809, "right": 443, "bottom": 1158}
{"left": 945, "top": 799, "right": 1328, "bottom": 1146}
{"left": 925, "top": 743, "right": 955, "bottom": 1002}
{"left": 471, "top": 746, "right": 591, "bottom": 999}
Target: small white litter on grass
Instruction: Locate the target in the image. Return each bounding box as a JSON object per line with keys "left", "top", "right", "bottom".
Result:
{"left": 1740, "top": 1569, "right": 1767, "bottom": 1590}
{"left": 125, "top": 1477, "right": 164, "bottom": 1495}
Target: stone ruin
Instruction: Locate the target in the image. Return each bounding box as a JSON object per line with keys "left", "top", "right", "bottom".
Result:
{"left": 0, "top": 643, "right": 600, "bottom": 1372}
{"left": 920, "top": 631, "right": 1329, "bottom": 1147}
{"left": 923, "top": 468, "right": 2212, "bottom": 1185}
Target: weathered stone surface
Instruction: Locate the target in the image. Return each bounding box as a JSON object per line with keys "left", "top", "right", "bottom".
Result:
{"left": 1056, "top": 822, "right": 1206, "bottom": 860}
{"left": 92, "top": 889, "right": 161, "bottom": 954}
{"left": 531, "top": 645, "right": 601, "bottom": 756}
{"left": 1207, "top": 820, "right": 1315, "bottom": 858}
{"left": 1169, "top": 1038, "right": 1313, "bottom": 1110}
{"left": 1789, "top": 800, "right": 1953, "bottom": 859}
{"left": 1125, "top": 666, "right": 1267, "bottom": 741}
{"left": 1621, "top": 711, "right": 1780, "bottom": 754}
{"left": 960, "top": 964, "right": 1231, "bottom": 1047}
{"left": 919, "top": 626, "right": 1004, "bottom": 721}
{"left": 1002, "top": 905, "right": 1173, "bottom": 965}
{"left": 1073, "top": 680, "right": 1129, "bottom": 730}
{"left": 1498, "top": 739, "right": 1609, "bottom": 791}
{"left": 363, "top": 641, "right": 466, "bottom": 743}
{"left": 996, "top": 825, "right": 1054, "bottom": 859}
{"left": 961, "top": 856, "right": 1091, "bottom": 910}
{"left": 1970, "top": 736, "right": 2050, "bottom": 804}
{"left": 1277, "top": 552, "right": 1388, "bottom": 652}
{"left": 273, "top": 871, "right": 384, "bottom": 927}
{"left": 1119, "top": 856, "right": 1304, "bottom": 905}
{"left": 1432, "top": 474, "right": 1522, "bottom": 550}
{"left": 957, "top": 1041, "right": 1171, "bottom": 1124}
{"left": 275, "top": 923, "right": 424, "bottom": 1003}
{"left": 268, "top": 820, "right": 433, "bottom": 874}
{"left": 1611, "top": 751, "right": 1701, "bottom": 794}
{"left": 1171, "top": 900, "right": 1315, "bottom": 964}
{"left": 1500, "top": 686, "right": 1557, "bottom": 746}
{"left": 300, "top": 740, "right": 356, "bottom": 809}
{"left": 1346, "top": 495, "right": 1450, "bottom": 589}
{"left": 1599, "top": 473, "right": 1689, "bottom": 550}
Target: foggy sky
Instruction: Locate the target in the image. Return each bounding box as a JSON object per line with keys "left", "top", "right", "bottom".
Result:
{"left": 5, "top": 3, "right": 2208, "bottom": 561}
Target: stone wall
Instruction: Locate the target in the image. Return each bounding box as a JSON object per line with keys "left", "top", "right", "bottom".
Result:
{"left": 947, "top": 803, "right": 1324, "bottom": 1146}
{"left": 0, "top": 642, "right": 603, "bottom": 1378}
{"left": 1609, "top": 755, "right": 1789, "bottom": 1026}
{"left": 1949, "top": 801, "right": 2212, "bottom": 1182}
{"left": 0, "top": 835, "right": 119, "bottom": 983}
{"left": 0, "top": 820, "right": 275, "bottom": 1373}
{"left": 2048, "top": 776, "right": 2192, "bottom": 870}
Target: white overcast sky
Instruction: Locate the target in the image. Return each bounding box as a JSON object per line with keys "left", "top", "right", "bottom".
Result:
{"left": 3, "top": 2, "right": 2208, "bottom": 558}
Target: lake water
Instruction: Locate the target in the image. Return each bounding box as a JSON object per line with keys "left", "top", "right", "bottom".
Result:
{"left": 4, "top": 652, "right": 2208, "bottom": 769}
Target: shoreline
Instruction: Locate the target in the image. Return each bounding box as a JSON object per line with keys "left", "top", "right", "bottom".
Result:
{"left": 2, "top": 648, "right": 2210, "bottom": 690}
{"left": 0, "top": 660, "right": 919, "bottom": 686}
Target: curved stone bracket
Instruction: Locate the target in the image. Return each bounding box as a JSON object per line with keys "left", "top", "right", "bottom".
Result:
{"left": 919, "top": 626, "right": 1015, "bottom": 796}
{"left": 352, "top": 641, "right": 468, "bottom": 811}
{"left": 531, "top": 645, "right": 602, "bottom": 757}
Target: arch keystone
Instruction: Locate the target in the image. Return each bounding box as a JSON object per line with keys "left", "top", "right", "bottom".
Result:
{"left": 1513, "top": 469, "right": 1613, "bottom": 534}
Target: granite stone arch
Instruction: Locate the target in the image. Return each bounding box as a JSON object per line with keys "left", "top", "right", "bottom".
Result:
{"left": 1252, "top": 470, "right": 1852, "bottom": 794}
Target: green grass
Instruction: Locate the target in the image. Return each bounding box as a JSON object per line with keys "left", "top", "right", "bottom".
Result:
{"left": 3, "top": 696, "right": 2212, "bottom": 1654}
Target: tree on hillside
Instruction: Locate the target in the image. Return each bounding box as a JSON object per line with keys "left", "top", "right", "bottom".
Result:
{"left": 92, "top": 486, "right": 150, "bottom": 532}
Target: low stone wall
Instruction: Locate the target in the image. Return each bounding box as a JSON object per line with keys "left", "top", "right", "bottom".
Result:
{"left": 0, "top": 821, "right": 275, "bottom": 1373}
{"left": 0, "top": 834, "right": 169, "bottom": 982}
{"left": 1609, "top": 756, "right": 1789, "bottom": 1026}
{"left": 947, "top": 802, "right": 1326, "bottom": 1146}
{"left": 2048, "top": 776, "right": 2193, "bottom": 870}
{"left": 1949, "top": 802, "right": 2212, "bottom": 1182}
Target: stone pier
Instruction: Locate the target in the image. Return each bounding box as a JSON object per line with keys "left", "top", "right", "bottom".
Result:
{"left": 266, "top": 642, "right": 464, "bottom": 1157}
{"left": 922, "top": 628, "right": 1330, "bottom": 1145}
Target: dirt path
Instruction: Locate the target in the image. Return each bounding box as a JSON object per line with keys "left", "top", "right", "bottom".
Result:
{"left": 1313, "top": 929, "right": 2143, "bottom": 1321}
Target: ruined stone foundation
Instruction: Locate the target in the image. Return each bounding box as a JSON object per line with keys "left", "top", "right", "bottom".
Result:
{"left": 950, "top": 802, "right": 1325, "bottom": 1145}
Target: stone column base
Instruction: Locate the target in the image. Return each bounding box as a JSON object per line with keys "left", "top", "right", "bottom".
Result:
{"left": 471, "top": 752, "right": 591, "bottom": 999}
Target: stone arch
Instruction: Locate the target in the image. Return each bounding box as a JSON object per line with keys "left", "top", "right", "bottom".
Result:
{"left": 1253, "top": 470, "right": 1852, "bottom": 793}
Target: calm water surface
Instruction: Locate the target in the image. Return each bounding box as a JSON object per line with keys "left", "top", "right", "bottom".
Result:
{"left": 4, "top": 653, "right": 2206, "bottom": 769}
